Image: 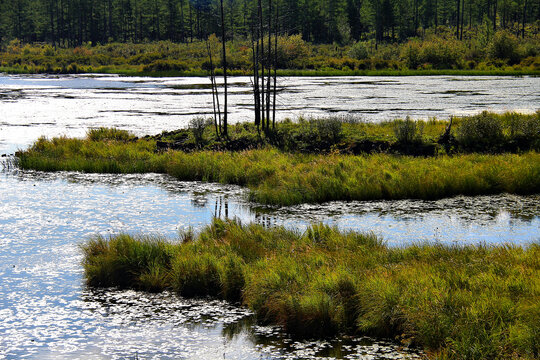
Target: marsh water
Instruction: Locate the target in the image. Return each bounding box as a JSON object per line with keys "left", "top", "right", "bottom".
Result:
{"left": 0, "top": 74, "right": 539, "bottom": 359}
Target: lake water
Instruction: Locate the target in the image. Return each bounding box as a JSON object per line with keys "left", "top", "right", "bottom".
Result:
{"left": 1, "top": 74, "right": 538, "bottom": 154}
{"left": 0, "top": 74, "right": 538, "bottom": 359}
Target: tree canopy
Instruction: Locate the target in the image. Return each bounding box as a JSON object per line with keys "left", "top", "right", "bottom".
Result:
{"left": 0, "top": 0, "right": 538, "bottom": 46}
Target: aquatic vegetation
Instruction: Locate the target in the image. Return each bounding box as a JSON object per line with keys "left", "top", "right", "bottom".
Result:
{"left": 82, "top": 219, "right": 540, "bottom": 359}
{"left": 18, "top": 114, "right": 540, "bottom": 206}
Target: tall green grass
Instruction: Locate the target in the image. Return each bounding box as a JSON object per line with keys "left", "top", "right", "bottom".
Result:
{"left": 18, "top": 130, "right": 540, "bottom": 205}
{"left": 82, "top": 219, "right": 540, "bottom": 359}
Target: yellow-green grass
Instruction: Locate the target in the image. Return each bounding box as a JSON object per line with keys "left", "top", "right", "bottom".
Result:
{"left": 82, "top": 219, "right": 540, "bottom": 359}
{"left": 2, "top": 31, "right": 539, "bottom": 76}
{"left": 17, "top": 126, "right": 540, "bottom": 205}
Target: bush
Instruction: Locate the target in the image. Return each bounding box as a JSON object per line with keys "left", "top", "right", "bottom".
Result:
{"left": 393, "top": 117, "right": 424, "bottom": 144}
{"left": 276, "top": 34, "right": 310, "bottom": 68}
{"left": 348, "top": 42, "right": 369, "bottom": 60}
{"left": 189, "top": 117, "right": 212, "bottom": 145}
{"left": 420, "top": 38, "right": 464, "bottom": 69}
{"left": 402, "top": 42, "right": 422, "bottom": 69}
{"left": 489, "top": 31, "right": 522, "bottom": 64}
{"left": 456, "top": 112, "right": 504, "bottom": 151}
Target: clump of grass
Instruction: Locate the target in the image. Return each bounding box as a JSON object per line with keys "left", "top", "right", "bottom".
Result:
{"left": 80, "top": 233, "right": 174, "bottom": 289}
{"left": 82, "top": 219, "right": 540, "bottom": 359}
{"left": 456, "top": 111, "right": 505, "bottom": 152}
{"left": 87, "top": 127, "right": 136, "bottom": 142}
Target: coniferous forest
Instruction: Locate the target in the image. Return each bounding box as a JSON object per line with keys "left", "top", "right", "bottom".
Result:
{"left": 1, "top": 0, "right": 538, "bottom": 46}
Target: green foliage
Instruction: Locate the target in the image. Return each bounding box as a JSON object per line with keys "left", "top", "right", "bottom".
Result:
{"left": 189, "top": 117, "right": 212, "bottom": 146}
{"left": 142, "top": 59, "right": 189, "bottom": 72}
{"left": 348, "top": 41, "right": 369, "bottom": 60}
{"left": 489, "top": 31, "right": 523, "bottom": 64}
{"left": 276, "top": 34, "right": 310, "bottom": 68}
{"left": 1, "top": 31, "right": 538, "bottom": 75}
{"left": 456, "top": 112, "right": 505, "bottom": 152}
{"left": 393, "top": 117, "right": 424, "bottom": 144}
{"left": 82, "top": 220, "right": 540, "bottom": 358}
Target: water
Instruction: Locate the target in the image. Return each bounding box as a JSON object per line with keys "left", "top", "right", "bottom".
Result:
{"left": 0, "top": 74, "right": 539, "bottom": 359}
{"left": 1, "top": 74, "right": 538, "bottom": 154}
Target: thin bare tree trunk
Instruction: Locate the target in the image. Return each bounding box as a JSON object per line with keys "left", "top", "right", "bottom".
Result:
{"left": 220, "top": 0, "right": 228, "bottom": 137}
{"left": 258, "top": 0, "right": 265, "bottom": 129}
{"left": 207, "top": 40, "right": 221, "bottom": 137}
{"left": 272, "top": 2, "right": 278, "bottom": 129}
{"left": 251, "top": 22, "right": 261, "bottom": 131}
{"left": 266, "top": 0, "right": 272, "bottom": 128}
{"left": 460, "top": 0, "right": 465, "bottom": 40}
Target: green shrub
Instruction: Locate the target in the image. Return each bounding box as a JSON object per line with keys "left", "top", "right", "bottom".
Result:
{"left": 419, "top": 38, "right": 464, "bottom": 69}
{"left": 189, "top": 117, "right": 212, "bottom": 145}
{"left": 276, "top": 34, "right": 310, "bottom": 68}
{"left": 393, "top": 117, "right": 424, "bottom": 144}
{"left": 402, "top": 42, "right": 422, "bottom": 69}
{"left": 348, "top": 42, "right": 369, "bottom": 60}
{"left": 489, "top": 31, "right": 522, "bottom": 64}
{"left": 456, "top": 112, "right": 504, "bottom": 151}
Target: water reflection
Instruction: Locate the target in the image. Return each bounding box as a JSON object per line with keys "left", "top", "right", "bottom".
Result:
{"left": 2, "top": 168, "right": 538, "bottom": 246}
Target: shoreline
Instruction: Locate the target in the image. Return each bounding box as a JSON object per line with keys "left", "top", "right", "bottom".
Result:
{"left": 2, "top": 66, "right": 539, "bottom": 77}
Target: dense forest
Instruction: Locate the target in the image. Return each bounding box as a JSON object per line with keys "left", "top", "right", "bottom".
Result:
{"left": 0, "top": 0, "right": 538, "bottom": 46}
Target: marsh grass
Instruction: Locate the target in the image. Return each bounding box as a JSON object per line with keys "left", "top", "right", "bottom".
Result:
{"left": 18, "top": 123, "right": 540, "bottom": 206}
{"left": 86, "top": 127, "right": 136, "bottom": 142}
{"left": 82, "top": 219, "right": 540, "bottom": 359}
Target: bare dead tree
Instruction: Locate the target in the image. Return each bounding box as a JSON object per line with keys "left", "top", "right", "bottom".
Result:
{"left": 251, "top": 21, "right": 261, "bottom": 132}
{"left": 219, "top": 0, "right": 228, "bottom": 138}
{"left": 206, "top": 38, "right": 221, "bottom": 137}
{"left": 272, "top": 0, "right": 278, "bottom": 128}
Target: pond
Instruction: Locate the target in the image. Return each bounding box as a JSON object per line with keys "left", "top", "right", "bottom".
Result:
{"left": 0, "top": 74, "right": 538, "bottom": 359}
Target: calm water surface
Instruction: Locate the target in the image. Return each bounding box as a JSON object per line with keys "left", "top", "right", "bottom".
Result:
{"left": 1, "top": 74, "right": 538, "bottom": 153}
{"left": 0, "top": 74, "right": 538, "bottom": 359}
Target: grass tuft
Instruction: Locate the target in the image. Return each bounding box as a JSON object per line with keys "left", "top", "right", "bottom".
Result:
{"left": 81, "top": 220, "right": 540, "bottom": 359}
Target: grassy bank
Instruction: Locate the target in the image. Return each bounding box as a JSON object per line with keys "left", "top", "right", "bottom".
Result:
{"left": 82, "top": 219, "right": 540, "bottom": 359}
{"left": 18, "top": 134, "right": 540, "bottom": 205}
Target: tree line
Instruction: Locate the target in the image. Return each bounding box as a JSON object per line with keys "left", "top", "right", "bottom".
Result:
{"left": 0, "top": 0, "right": 538, "bottom": 47}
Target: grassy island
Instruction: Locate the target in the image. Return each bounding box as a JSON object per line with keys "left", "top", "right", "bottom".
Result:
{"left": 17, "top": 112, "right": 540, "bottom": 206}
{"left": 82, "top": 219, "right": 540, "bottom": 359}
